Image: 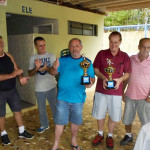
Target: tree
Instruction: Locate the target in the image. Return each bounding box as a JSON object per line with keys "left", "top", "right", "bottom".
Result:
{"left": 104, "top": 8, "right": 150, "bottom": 26}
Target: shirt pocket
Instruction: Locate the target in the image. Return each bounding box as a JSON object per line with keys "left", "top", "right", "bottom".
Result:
{"left": 116, "top": 63, "right": 124, "bottom": 75}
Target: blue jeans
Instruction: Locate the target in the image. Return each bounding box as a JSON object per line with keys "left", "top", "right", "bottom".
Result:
{"left": 35, "top": 87, "right": 57, "bottom": 127}
{"left": 55, "top": 100, "right": 84, "bottom": 125}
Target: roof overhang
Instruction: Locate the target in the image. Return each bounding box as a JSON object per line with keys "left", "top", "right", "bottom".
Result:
{"left": 39, "top": 0, "right": 150, "bottom": 15}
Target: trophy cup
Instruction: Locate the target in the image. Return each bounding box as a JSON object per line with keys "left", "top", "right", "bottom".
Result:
{"left": 80, "top": 57, "right": 91, "bottom": 85}
{"left": 104, "top": 58, "right": 115, "bottom": 89}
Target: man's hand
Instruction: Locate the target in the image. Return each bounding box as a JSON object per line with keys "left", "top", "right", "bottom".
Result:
{"left": 113, "top": 77, "right": 123, "bottom": 90}
{"left": 145, "top": 96, "right": 150, "bottom": 103}
{"left": 84, "top": 78, "right": 94, "bottom": 88}
{"left": 35, "top": 59, "right": 42, "bottom": 70}
{"left": 53, "top": 58, "right": 60, "bottom": 69}
{"left": 103, "top": 78, "right": 108, "bottom": 90}
{"left": 19, "top": 77, "right": 30, "bottom": 85}
{"left": 11, "top": 69, "right": 23, "bottom": 78}
{"left": 38, "top": 62, "right": 47, "bottom": 72}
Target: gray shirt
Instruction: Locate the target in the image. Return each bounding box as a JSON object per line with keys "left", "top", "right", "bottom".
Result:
{"left": 29, "top": 52, "right": 57, "bottom": 92}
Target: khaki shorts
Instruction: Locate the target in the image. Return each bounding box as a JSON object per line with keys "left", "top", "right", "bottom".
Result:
{"left": 92, "top": 92, "right": 122, "bottom": 122}
{"left": 123, "top": 96, "right": 150, "bottom": 126}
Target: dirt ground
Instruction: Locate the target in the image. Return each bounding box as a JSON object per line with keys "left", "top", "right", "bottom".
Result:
{"left": 0, "top": 91, "right": 141, "bottom": 150}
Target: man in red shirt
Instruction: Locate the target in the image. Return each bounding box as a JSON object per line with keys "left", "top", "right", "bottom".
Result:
{"left": 92, "top": 31, "right": 131, "bottom": 149}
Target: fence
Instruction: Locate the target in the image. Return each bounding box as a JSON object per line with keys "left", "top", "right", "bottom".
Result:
{"left": 104, "top": 24, "right": 150, "bottom": 38}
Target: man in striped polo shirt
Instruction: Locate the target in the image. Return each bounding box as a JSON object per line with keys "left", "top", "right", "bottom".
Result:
{"left": 120, "top": 38, "right": 150, "bottom": 146}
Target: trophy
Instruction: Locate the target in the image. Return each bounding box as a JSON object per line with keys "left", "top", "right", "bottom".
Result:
{"left": 104, "top": 58, "right": 115, "bottom": 89}
{"left": 80, "top": 57, "right": 91, "bottom": 85}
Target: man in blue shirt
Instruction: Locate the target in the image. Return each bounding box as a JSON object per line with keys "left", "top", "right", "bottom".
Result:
{"left": 50, "top": 38, "right": 95, "bottom": 150}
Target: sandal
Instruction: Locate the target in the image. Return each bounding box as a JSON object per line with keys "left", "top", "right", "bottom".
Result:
{"left": 71, "top": 145, "right": 82, "bottom": 150}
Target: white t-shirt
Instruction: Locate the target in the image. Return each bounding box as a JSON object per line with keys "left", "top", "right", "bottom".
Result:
{"left": 29, "top": 52, "right": 57, "bottom": 92}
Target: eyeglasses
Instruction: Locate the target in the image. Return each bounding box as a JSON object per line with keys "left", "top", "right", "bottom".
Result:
{"left": 140, "top": 46, "right": 150, "bottom": 50}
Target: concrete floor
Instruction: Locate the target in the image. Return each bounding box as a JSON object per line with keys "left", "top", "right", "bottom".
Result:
{"left": 0, "top": 91, "right": 141, "bottom": 150}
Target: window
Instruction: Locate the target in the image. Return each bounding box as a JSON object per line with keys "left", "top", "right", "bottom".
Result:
{"left": 68, "top": 21, "right": 97, "bottom": 36}
{"left": 34, "top": 24, "right": 53, "bottom": 34}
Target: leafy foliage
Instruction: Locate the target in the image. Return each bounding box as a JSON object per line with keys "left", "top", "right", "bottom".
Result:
{"left": 104, "top": 9, "right": 150, "bottom": 26}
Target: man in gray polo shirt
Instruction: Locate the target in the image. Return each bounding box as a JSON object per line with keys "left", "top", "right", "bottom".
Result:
{"left": 28, "top": 37, "right": 57, "bottom": 133}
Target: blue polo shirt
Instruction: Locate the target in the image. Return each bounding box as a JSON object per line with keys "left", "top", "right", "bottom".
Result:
{"left": 57, "top": 55, "right": 95, "bottom": 103}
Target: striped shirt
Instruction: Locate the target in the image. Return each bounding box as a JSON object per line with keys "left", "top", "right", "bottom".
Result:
{"left": 126, "top": 53, "right": 150, "bottom": 100}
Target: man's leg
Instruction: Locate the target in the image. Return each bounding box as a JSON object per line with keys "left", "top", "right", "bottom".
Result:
{"left": 120, "top": 97, "right": 136, "bottom": 145}
{"left": 14, "top": 111, "right": 33, "bottom": 139}
{"left": 107, "top": 95, "right": 122, "bottom": 148}
{"left": 8, "top": 89, "right": 34, "bottom": 139}
{"left": 70, "top": 123, "right": 83, "bottom": 150}
{"left": 13, "top": 111, "right": 34, "bottom": 139}
{"left": 71, "top": 123, "right": 79, "bottom": 146}
{"left": 36, "top": 91, "right": 49, "bottom": 132}
{"left": 52, "top": 100, "right": 69, "bottom": 149}
{"left": 70, "top": 102, "right": 83, "bottom": 150}
{"left": 52, "top": 125, "right": 64, "bottom": 150}
{"left": 97, "top": 118, "right": 105, "bottom": 131}
{"left": 92, "top": 92, "right": 107, "bottom": 145}
{"left": 46, "top": 87, "right": 57, "bottom": 119}
{"left": 108, "top": 118, "right": 116, "bottom": 134}
{"left": 125, "top": 124, "right": 132, "bottom": 133}
{"left": 14, "top": 112, "right": 23, "bottom": 127}
{"left": 138, "top": 99, "right": 150, "bottom": 126}
{"left": 0, "top": 91, "right": 7, "bottom": 132}
{"left": 0, "top": 117, "right": 11, "bottom": 145}
{"left": 0, "top": 117, "right": 5, "bottom": 132}
{"left": 0, "top": 90, "right": 12, "bottom": 145}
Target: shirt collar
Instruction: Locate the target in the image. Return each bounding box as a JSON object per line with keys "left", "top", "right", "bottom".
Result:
{"left": 135, "top": 53, "right": 150, "bottom": 62}
{"left": 108, "top": 48, "right": 121, "bottom": 56}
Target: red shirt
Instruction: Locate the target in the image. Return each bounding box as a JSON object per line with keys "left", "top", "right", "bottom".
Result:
{"left": 93, "top": 49, "right": 131, "bottom": 96}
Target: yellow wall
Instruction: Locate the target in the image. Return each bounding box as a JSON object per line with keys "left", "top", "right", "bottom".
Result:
{"left": 1, "top": 0, "right": 104, "bottom": 59}
{"left": 0, "top": 0, "right": 104, "bottom": 115}
{"left": 103, "top": 31, "right": 149, "bottom": 55}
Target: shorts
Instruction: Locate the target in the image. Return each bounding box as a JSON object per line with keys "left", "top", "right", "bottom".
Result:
{"left": 55, "top": 100, "right": 84, "bottom": 125}
{"left": 92, "top": 92, "right": 122, "bottom": 122}
{"left": 0, "top": 88, "right": 21, "bottom": 117}
{"left": 123, "top": 96, "right": 150, "bottom": 126}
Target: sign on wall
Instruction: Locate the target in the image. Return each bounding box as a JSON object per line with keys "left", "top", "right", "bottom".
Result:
{"left": 0, "top": 0, "right": 7, "bottom": 6}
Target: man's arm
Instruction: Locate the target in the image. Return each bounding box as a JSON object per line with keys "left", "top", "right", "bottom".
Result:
{"left": 122, "top": 77, "right": 129, "bottom": 102}
{"left": 6, "top": 52, "right": 29, "bottom": 85}
{"left": 28, "top": 58, "right": 41, "bottom": 77}
{"left": 94, "top": 68, "right": 107, "bottom": 80}
{"left": 145, "top": 92, "right": 150, "bottom": 102}
{"left": 28, "top": 59, "right": 50, "bottom": 77}
{"left": 49, "top": 58, "right": 59, "bottom": 76}
{"left": 114, "top": 73, "right": 130, "bottom": 90}
{"left": 94, "top": 68, "right": 108, "bottom": 89}
{"left": 6, "top": 52, "right": 21, "bottom": 71}
{"left": 49, "top": 67, "right": 59, "bottom": 76}
{"left": 0, "top": 53, "right": 23, "bottom": 82}
{"left": 84, "top": 77, "right": 95, "bottom": 88}
{"left": 28, "top": 65, "right": 51, "bottom": 76}
{"left": 28, "top": 68, "right": 39, "bottom": 77}
{"left": 122, "top": 78, "right": 129, "bottom": 93}
{"left": 0, "top": 73, "right": 16, "bottom": 82}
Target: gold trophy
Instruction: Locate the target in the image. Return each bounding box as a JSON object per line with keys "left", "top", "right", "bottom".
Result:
{"left": 80, "top": 57, "right": 91, "bottom": 85}
{"left": 104, "top": 58, "right": 115, "bottom": 89}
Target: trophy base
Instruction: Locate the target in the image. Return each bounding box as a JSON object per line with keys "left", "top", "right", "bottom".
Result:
{"left": 106, "top": 81, "right": 115, "bottom": 89}
{"left": 81, "top": 76, "right": 91, "bottom": 85}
